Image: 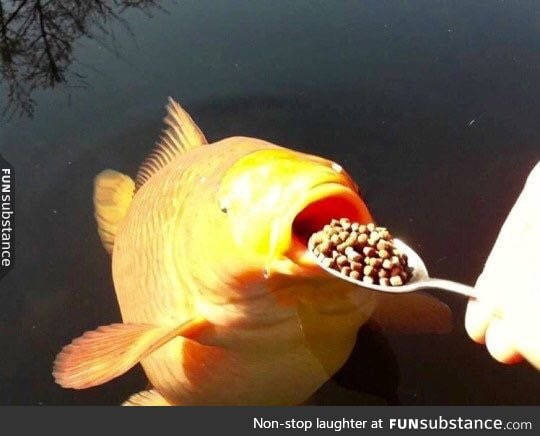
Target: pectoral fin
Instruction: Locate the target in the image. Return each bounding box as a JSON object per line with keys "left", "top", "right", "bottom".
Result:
{"left": 53, "top": 316, "right": 211, "bottom": 389}
{"left": 370, "top": 292, "right": 452, "bottom": 334}
{"left": 122, "top": 389, "right": 172, "bottom": 406}
{"left": 94, "top": 169, "right": 135, "bottom": 253}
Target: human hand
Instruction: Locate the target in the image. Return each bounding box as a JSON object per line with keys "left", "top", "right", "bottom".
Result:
{"left": 465, "top": 162, "right": 540, "bottom": 370}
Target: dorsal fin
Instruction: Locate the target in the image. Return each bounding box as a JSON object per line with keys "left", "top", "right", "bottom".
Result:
{"left": 135, "top": 98, "right": 208, "bottom": 189}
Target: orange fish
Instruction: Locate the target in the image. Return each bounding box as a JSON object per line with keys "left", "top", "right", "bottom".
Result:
{"left": 53, "top": 98, "right": 451, "bottom": 405}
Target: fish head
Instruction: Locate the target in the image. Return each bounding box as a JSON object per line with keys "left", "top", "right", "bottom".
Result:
{"left": 218, "top": 148, "right": 373, "bottom": 282}
{"left": 213, "top": 144, "right": 450, "bottom": 348}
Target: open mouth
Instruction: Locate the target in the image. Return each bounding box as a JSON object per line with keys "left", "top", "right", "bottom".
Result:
{"left": 290, "top": 183, "right": 372, "bottom": 251}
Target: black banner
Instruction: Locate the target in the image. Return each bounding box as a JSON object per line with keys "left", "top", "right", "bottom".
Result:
{"left": 0, "top": 407, "right": 536, "bottom": 435}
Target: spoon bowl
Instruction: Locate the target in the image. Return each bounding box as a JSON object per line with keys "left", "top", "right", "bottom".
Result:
{"left": 310, "top": 238, "right": 479, "bottom": 299}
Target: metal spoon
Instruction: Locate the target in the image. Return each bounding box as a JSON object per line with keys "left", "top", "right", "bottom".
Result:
{"left": 310, "top": 238, "right": 478, "bottom": 299}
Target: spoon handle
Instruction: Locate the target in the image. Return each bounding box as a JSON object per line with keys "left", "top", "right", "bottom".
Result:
{"left": 425, "top": 278, "right": 506, "bottom": 319}
{"left": 424, "top": 278, "right": 478, "bottom": 299}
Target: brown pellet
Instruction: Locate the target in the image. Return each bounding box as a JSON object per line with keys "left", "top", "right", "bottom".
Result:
{"left": 311, "top": 232, "right": 324, "bottom": 245}
{"left": 345, "top": 247, "right": 362, "bottom": 262}
{"left": 350, "top": 261, "right": 363, "bottom": 272}
{"left": 321, "top": 257, "right": 335, "bottom": 268}
{"left": 376, "top": 240, "right": 389, "bottom": 251}
{"left": 341, "top": 266, "right": 352, "bottom": 276}
{"left": 357, "top": 233, "right": 369, "bottom": 245}
{"left": 344, "top": 234, "right": 357, "bottom": 246}
{"left": 370, "top": 231, "right": 381, "bottom": 242}
{"left": 363, "top": 246, "right": 376, "bottom": 256}
{"left": 390, "top": 276, "right": 403, "bottom": 286}
{"left": 390, "top": 266, "right": 402, "bottom": 277}
{"left": 336, "top": 255, "right": 348, "bottom": 267}
{"left": 369, "top": 258, "right": 382, "bottom": 268}
{"left": 400, "top": 271, "right": 409, "bottom": 281}
{"left": 349, "top": 252, "right": 362, "bottom": 262}
{"left": 330, "top": 226, "right": 341, "bottom": 235}
{"left": 363, "top": 265, "right": 375, "bottom": 276}
{"left": 317, "top": 241, "right": 331, "bottom": 255}
{"left": 308, "top": 219, "right": 411, "bottom": 286}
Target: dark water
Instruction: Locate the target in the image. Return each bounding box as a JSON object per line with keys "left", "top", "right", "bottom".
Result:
{"left": 1, "top": 0, "right": 539, "bottom": 405}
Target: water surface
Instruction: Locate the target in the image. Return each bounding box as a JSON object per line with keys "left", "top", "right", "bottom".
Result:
{"left": 1, "top": 0, "right": 539, "bottom": 405}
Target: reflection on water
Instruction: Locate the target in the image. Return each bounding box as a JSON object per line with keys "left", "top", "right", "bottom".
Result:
{"left": 0, "top": 0, "right": 160, "bottom": 118}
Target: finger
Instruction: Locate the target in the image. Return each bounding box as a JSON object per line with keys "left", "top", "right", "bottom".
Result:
{"left": 503, "top": 310, "right": 540, "bottom": 370}
{"left": 524, "top": 161, "right": 540, "bottom": 190}
{"left": 464, "top": 298, "right": 492, "bottom": 344}
{"left": 484, "top": 317, "right": 524, "bottom": 365}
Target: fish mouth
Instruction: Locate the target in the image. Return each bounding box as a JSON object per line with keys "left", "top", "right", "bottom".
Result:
{"left": 286, "top": 182, "right": 372, "bottom": 266}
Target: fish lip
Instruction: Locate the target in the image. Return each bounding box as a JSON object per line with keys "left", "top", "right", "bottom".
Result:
{"left": 283, "top": 181, "right": 372, "bottom": 265}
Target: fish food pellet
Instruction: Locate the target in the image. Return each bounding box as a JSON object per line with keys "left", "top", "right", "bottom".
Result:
{"left": 309, "top": 218, "right": 413, "bottom": 286}
{"left": 390, "top": 276, "right": 403, "bottom": 286}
